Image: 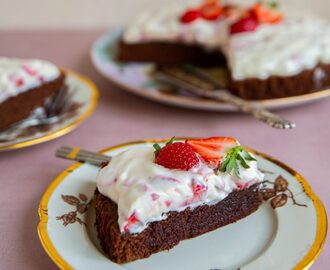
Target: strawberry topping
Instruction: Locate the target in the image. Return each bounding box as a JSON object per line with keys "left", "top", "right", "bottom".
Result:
{"left": 250, "top": 3, "right": 283, "bottom": 24}
{"left": 186, "top": 137, "right": 239, "bottom": 168}
{"left": 123, "top": 212, "right": 140, "bottom": 233}
{"left": 200, "top": 2, "right": 223, "bottom": 21}
{"left": 180, "top": 9, "right": 201, "bottom": 23}
{"left": 230, "top": 16, "right": 259, "bottom": 34}
{"left": 165, "top": 200, "right": 172, "bottom": 207}
{"left": 15, "top": 78, "right": 24, "bottom": 87}
{"left": 151, "top": 193, "right": 160, "bottom": 201}
{"left": 155, "top": 142, "right": 199, "bottom": 171}
{"left": 192, "top": 179, "right": 208, "bottom": 200}
{"left": 22, "top": 64, "right": 37, "bottom": 76}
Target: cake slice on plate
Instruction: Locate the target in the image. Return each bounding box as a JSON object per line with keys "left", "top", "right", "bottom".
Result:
{"left": 118, "top": 0, "right": 330, "bottom": 99}
{"left": 95, "top": 137, "right": 264, "bottom": 263}
{"left": 0, "top": 57, "right": 65, "bottom": 131}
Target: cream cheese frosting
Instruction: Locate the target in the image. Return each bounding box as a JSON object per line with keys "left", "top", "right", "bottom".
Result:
{"left": 0, "top": 57, "right": 60, "bottom": 104}
{"left": 227, "top": 16, "right": 330, "bottom": 80}
{"left": 123, "top": 1, "right": 229, "bottom": 50}
{"left": 122, "top": 1, "right": 330, "bottom": 80}
{"left": 96, "top": 145, "right": 264, "bottom": 234}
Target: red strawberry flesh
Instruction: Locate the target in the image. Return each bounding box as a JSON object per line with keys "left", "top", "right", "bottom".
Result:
{"left": 123, "top": 212, "right": 139, "bottom": 233}
{"left": 230, "top": 16, "right": 258, "bottom": 34}
{"left": 180, "top": 9, "right": 201, "bottom": 23}
{"left": 155, "top": 142, "right": 199, "bottom": 171}
{"left": 186, "top": 137, "right": 239, "bottom": 167}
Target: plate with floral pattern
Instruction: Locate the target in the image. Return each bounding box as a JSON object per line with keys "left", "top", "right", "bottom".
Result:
{"left": 38, "top": 139, "right": 327, "bottom": 270}
{"left": 0, "top": 70, "right": 98, "bottom": 152}
{"left": 91, "top": 30, "right": 330, "bottom": 112}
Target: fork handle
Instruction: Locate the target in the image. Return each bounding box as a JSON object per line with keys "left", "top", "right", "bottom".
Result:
{"left": 206, "top": 90, "right": 295, "bottom": 129}
{"left": 56, "top": 146, "right": 111, "bottom": 166}
{"left": 154, "top": 70, "right": 295, "bottom": 129}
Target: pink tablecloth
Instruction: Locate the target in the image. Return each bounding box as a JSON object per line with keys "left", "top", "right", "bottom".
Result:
{"left": 0, "top": 30, "right": 329, "bottom": 270}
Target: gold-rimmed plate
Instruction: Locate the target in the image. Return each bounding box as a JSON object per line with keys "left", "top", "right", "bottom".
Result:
{"left": 38, "top": 139, "right": 327, "bottom": 270}
{"left": 91, "top": 30, "right": 330, "bottom": 112}
{"left": 0, "top": 70, "right": 99, "bottom": 152}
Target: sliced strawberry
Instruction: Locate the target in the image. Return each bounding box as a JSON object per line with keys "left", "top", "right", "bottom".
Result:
{"left": 250, "top": 3, "right": 283, "bottom": 24}
{"left": 186, "top": 137, "right": 239, "bottom": 167}
{"left": 155, "top": 142, "right": 199, "bottom": 171}
{"left": 180, "top": 9, "right": 201, "bottom": 24}
{"left": 223, "top": 4, "right": 248, "bottom": 21}
{"left": 200, "top": 3, "right": 223, "bottom": 21}
{"left": 230, "top": 16, "right": 259, "bottom": 34}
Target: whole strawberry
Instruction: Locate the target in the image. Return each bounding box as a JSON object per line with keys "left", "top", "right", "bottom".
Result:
{"left": 154, "top": 141, "right": 199, "bottom": 171}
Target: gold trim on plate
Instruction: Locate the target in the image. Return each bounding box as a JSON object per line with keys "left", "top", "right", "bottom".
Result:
{"left": 0, "top": 70, "right": 99, "bottom": 151}
{"left": 38, "top": 140, "right": 328, "bottom": 270}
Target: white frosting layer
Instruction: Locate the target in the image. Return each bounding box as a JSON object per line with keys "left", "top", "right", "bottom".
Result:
{"left": 228, "top": 17, "right": 330, "bottom": 80}
{"left": 0, "top": 57, "right": 60, "bottom": 103}
{"left": 123, "top": 1, "right": 330, "bottom": 80}
{"left": 123, "top": 1, "right": 229, "bottom": 50}
{"left": 96, "top": 146, "right": 264, "bottom": 234}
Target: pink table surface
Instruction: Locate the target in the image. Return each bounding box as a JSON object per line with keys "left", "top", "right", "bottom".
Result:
{"left": 0, "top": 30, "right": 329, "bottom": 270}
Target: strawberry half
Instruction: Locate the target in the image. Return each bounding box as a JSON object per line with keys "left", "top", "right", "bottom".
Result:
{"left": 186, "top": 137, "right": 239, "bottom": 167}
{"left": 180, "top": 9, "right": 202, "bottom": 24}
{"left": 155, "top": 142, "right": 199, "bottom": 171}
{"left": 230, "top": 16, "right": 259, "bottom": 34}
{"left": 200, "top": 2, "right": 223, "bottom": 21}
{"left": 250, "top": 3, "right": 283, "bottom": 24}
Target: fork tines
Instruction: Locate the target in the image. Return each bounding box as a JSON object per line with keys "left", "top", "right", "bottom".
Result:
{"left": 56, "top": 146, "right": 111, "bottom": 166}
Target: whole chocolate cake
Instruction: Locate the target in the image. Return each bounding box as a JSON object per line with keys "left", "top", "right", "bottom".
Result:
{"left": 117, "top": 0, "right": 330, "bottom": 100}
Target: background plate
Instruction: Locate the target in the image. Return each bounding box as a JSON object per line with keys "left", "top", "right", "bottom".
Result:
{"left": 0, "top": 70, "right": 99, "bottom": 152}
{"left": 38, "top": 140, "right": 327, "bottom": 270}
{"left": 91, "top": 30, "right": 330, "bottom": 112}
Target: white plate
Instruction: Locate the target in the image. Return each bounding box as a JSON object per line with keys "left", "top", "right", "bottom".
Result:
{"left": 0, "top": 70, "right": 99, "bottom": 152}
{"left": 91, "top": 30, "right": 330, "bottom": 112}
{"left": 38, "top": 140, "right": 327, "bottom": 270}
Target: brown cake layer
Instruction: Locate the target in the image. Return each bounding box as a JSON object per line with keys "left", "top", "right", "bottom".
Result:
{"left": 117, "top": 40, "right": 226, "bottom": 67}
{"left": 229, "top": 64, "right": 330, "bottom": 100}
{"left": 118, "top": 40, "right": 330, "bottom": 100}
{"left": 0, "top": 72, "right": 65, "bottom": 131}
{"left": 94, "top": 185, "right": 262, "bottom": 264}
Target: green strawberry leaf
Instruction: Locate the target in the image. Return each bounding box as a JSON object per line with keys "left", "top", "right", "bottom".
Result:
{"left": 237, "top": 154, "right": 250, "bottom": 169}
{"left": 166, "top": 137, "right": 175, "bottom": 146}
{"left": 153, "top": 144, "right": 162, "bottom": 156}
{"left": 218, "top": 146, "right": 257, "bottom": 177}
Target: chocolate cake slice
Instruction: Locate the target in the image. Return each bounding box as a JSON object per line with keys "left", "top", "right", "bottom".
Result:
{"left": 117, "top": 1, "right": 330, "bottom": 100}
{"left": 0, "top": 57, "right": 65, "bottom": 131}
{"left": 95, "top": 137, "right": 265, "bottom": 263}
{"left": 95, "top": 185, "right": 262, "bottom": 264}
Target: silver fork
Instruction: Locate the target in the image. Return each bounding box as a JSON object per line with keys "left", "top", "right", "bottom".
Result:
{"left": 154, "top": 66, "right": 295, "bottom": 129}
{"left": 56, "top": 146, "right": 111, "bottom": 166}
{"left": 0, "top": 87, "right": 71, "bottom": 141}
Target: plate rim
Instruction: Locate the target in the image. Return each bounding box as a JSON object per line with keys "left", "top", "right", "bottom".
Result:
{"left": 90, "top": 29, "right": 330, "bottom": 112}
{"left": 0, "top": 69, "right": 99, "bottom": 152}
{"left": 38, "top": 139, "right": 328, "bottom": 270}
